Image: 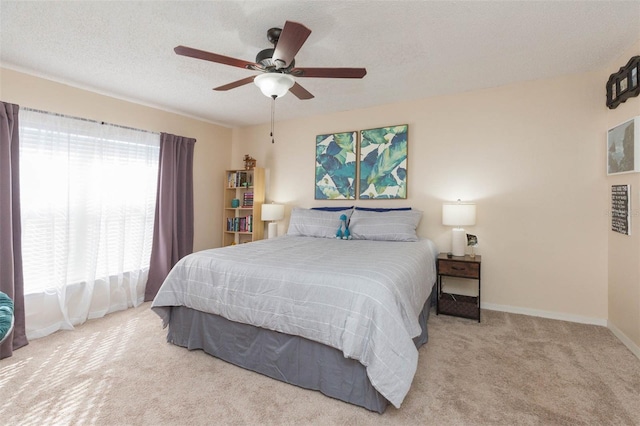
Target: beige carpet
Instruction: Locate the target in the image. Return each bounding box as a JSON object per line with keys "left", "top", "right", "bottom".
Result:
{"left": 1, "top": 303, "right": 639, "bottom": 425}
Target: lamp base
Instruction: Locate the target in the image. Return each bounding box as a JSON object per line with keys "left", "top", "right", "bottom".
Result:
{"left": 451, "top": 228, "right": 466, "bottom": 257}
{"left": 267, "top": 221, "right": 278, "bottom": 239}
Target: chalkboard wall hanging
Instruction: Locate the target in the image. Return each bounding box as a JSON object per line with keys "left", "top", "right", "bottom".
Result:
{"left": 611, "top": 184, "right": 630, "bottom": 235}
{"left": 607, "top": 117, "right": 639, "bottom": 175}
{"left": 606, "top": 56, "right": 640, "bottom": 109}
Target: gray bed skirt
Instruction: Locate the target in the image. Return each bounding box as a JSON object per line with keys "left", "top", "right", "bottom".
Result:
{"left": 165, "top": 288, "right": 434, "bottom": 413}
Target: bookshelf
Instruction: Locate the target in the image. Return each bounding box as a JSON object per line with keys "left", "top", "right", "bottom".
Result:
{"left": 223, "top": 168, "right": 265, "bottom": 246}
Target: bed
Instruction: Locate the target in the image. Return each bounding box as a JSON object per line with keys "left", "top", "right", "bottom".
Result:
{"left": 151, "top": 208, "right": 438, "bottom": 413}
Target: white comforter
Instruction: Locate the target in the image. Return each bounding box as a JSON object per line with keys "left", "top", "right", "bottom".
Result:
{"left": 152, "top": 235, "right": 438, "bottom": 408}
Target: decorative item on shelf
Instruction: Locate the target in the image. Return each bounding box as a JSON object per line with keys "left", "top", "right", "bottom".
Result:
{"left": 606, "top": 56, "right": 640, "bottom": 109}
{"left": 231, "top": 198, "right": 240, "bottom": 208}
{"left": 243, "top": 155, "right": 257, "bottom": 170}
{"left": 442, "top": 199, "right": 476, "bottom": 257}
{"left": 261, "top": 203, "right": 285, "bottom": 239}
{"left": 467, "top": 234, "right": 478, "bottom": 258}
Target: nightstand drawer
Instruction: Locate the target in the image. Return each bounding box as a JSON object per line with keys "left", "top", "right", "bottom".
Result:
{"left": 438, "top": 260, "right": 480, "bottom": 279}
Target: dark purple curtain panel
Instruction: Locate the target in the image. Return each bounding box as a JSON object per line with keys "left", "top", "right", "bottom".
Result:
{"left": 0, "top": 102, "right": 28, "bottom": 359}
{"left": 145, "top": 133, "right": 196, "bottom": 301}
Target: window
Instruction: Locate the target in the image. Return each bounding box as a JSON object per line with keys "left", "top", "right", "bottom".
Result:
{"left": 19, "top": 109, "right": 160, "bottom": 337}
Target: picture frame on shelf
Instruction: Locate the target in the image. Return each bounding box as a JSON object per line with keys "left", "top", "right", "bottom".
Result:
{"left": 607, "top": 117, "right": 639, "bottom": 175}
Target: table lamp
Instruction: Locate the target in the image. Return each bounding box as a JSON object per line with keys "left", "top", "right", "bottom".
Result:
{"left": 261, "top": 203, "right": 285, "bottom": 239}
{"left": 442, "top": 200, "right": 476, "bottom": 257}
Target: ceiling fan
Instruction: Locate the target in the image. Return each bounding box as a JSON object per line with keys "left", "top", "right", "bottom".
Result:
{"left": 174, "top": 20, "right": 367, "bottom": 100}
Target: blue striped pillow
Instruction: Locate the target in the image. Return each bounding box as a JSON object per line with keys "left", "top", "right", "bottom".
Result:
{"left": 287, "top": 208, "right": 353, "bottom": 239}
{"left": 348, "top": 209, "right": 422, "bottom": 241}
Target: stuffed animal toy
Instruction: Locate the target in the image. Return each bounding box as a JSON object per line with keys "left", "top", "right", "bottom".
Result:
{"left": 336, "top": 214, "right": 351, "bottom": 240}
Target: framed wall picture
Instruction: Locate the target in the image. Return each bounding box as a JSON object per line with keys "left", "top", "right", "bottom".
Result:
{"left": 607, "top": 117, "right": 639, "bottom": 175}
{"left": 359, "top": 124, "right": 408, "bottom": 199}
{"left": 611, "top": 184, "right": 630, "bottom": 235}
{"left": 606, "top": 56, "right": 640, "bottom": 109}
{"left": 315, "top": 131, "right": 357, "bottom": 199}
{"left": 619, "top": 77, "right": 628, "bottom": 94}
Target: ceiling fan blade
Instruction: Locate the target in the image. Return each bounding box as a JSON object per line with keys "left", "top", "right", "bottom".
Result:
{"left": 292, "top": 67, "right": 367, "bottom": 79}
{"left": 289, "top": 82, "right": 314, "bottom": 100}
{"left": 175, "top": 45, "right": 255, "bottom": 69}
{"left": 213, "top": 76, "right": 257, "bottom": 91}
{"left": 272, "top": 21, "right": 311, "bottom": 69}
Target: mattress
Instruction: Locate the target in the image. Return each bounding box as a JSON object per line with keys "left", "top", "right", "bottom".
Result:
{"left": 152, "top": 235, "right": 438, "bottom": 408}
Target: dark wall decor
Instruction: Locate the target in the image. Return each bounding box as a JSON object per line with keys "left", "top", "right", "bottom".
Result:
{"left": 611, "top": 184, "right": 630, "bottom": 235}
{"left": 606, "top": 55, "right": 640, "bottom": 109}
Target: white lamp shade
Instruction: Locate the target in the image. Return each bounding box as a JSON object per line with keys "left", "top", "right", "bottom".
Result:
{"left": 261, "top": 203, "right": 284, "bottom": 222}
{"left": 442, "top": 203, "right": 476, "bottom": 227}
{"left": 254, "top": 73, "right": 295, "bottom": 99}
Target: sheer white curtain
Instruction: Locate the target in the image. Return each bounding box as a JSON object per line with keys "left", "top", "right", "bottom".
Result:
{"left": 19, "top": 109, "right": 160, "bottom": 339}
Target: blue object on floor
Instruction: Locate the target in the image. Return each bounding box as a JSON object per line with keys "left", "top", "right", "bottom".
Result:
{"left": 0, "top": 291, "right": 14, "bottom": 344}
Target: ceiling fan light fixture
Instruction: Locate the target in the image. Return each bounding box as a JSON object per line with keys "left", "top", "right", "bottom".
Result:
{"left": 254, "top": 73, "right": 295, "bottom": 99}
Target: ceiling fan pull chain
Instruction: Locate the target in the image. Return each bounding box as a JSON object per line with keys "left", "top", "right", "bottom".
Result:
{"left": 271, "top": 95, "right": 276, "bottom": 143}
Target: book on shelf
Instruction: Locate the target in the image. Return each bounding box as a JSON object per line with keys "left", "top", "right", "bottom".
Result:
{"left": 226, "top": 215, "right": 253, "bottom": 232}
{"left": 243, "top": 191, "right": 254, "bottom": 207}
{"left": 227, "top": 171, "right": 254, "bottom": 188}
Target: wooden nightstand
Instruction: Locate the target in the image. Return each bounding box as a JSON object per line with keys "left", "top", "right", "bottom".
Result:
{"left": 436, "top": 253, "right": 482, "bottom": 322}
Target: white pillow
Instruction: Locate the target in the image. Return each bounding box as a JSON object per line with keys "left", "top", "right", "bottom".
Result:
{"left": 287, "top": 207, "right": 353, "bottom": 239}
{"left": 348, "top": 209, "right": 422, "bottom": 241}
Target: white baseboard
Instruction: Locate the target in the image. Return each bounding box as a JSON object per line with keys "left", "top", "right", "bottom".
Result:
{"left": 607, "top": 321, "right": 640, "bottom": 361}
{"left": 481, "top": 302, "right": 608, "bottom": 327}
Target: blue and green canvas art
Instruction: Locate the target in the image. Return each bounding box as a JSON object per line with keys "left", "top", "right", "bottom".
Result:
{"left": 315, "top": 131, "right": 357, "bottom": 199}
{"left": 359, "top": 124, "right": 408, "bottom": 199}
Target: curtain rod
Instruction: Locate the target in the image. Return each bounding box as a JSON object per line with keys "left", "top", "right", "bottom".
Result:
{"left": 21, "top": 107, "right": 160, "bottom": 136}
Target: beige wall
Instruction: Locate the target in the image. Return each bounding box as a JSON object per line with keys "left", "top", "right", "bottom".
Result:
{"left": 606, "top": 41, "right": 640, "bottom": 352}
{"left": 5, "top": 48, "right": 638, "bottom": 339}
{"left": 0, "top": 68, "right": 232, "bottom": 252}
{"left": 233, "top": 69, "right": 610, "bottom": 323}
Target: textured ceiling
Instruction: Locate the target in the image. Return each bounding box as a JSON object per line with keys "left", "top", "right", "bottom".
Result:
{"left": 1, "top": 1, "right": 639, "bottom": 128}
